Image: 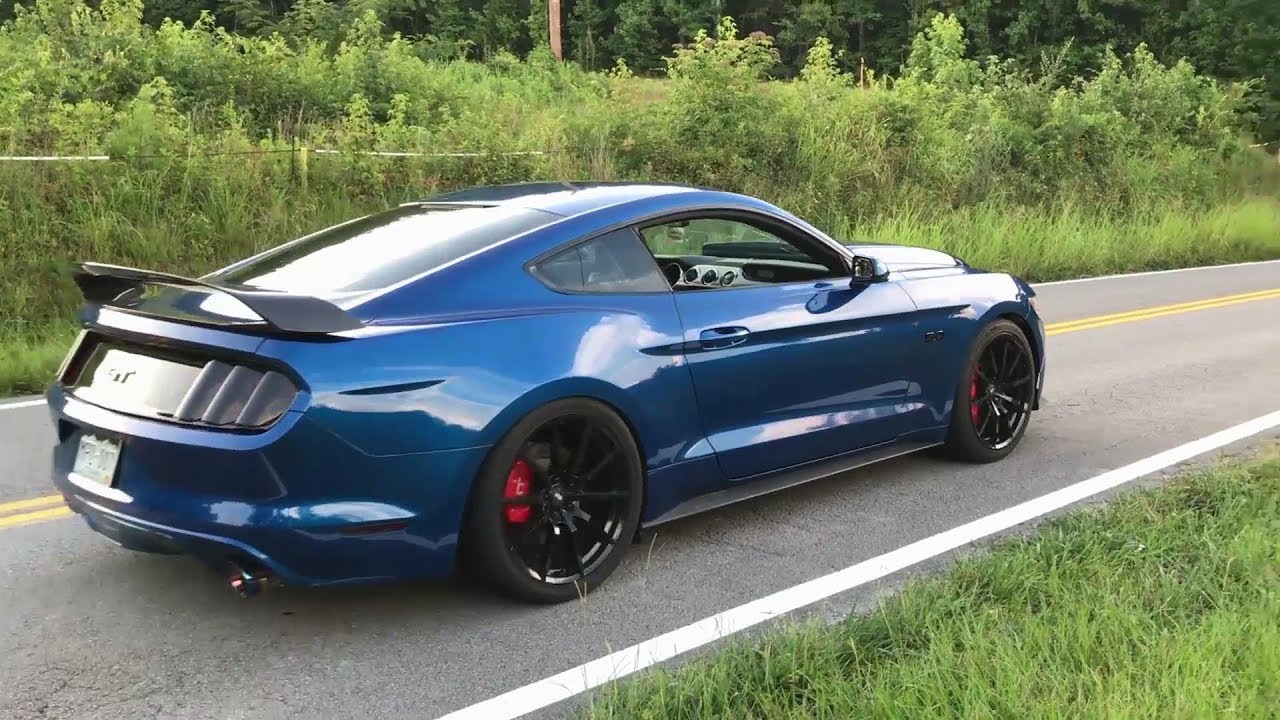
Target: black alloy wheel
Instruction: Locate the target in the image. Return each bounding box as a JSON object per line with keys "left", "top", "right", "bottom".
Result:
{"left": 463, "top": 398, "right": 643, "bottom": 603}
{"left": 944, "top": 319, "right": 1036, "bottom": 463}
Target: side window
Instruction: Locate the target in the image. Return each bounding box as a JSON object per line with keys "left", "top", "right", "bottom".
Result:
{"left": 640, "top": 217, "right": 788, "bottom": 255}
{"left": 636, "top": 215, "right": 846, "bottom": 288}
{"left": 531, "top": 228, "right": 670, "bottom": 294}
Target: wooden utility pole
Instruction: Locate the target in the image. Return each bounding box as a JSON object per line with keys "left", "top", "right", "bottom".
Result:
{"left": 549, "top": 0, "right": 563, "bottom": 60}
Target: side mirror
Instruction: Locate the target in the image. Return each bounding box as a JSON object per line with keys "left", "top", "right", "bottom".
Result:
{"left": 850, "top": 255, "right": 890, "bottom": 283}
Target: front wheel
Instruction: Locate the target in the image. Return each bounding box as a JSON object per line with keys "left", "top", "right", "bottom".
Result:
{"left": 461, "top": 398, "right": 644, "bottom": 603}
{"left": 943, "top": 319, "right": 1036, "bottom": 463}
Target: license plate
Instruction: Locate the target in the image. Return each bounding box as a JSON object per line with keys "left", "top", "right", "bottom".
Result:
{"left": 73, "top": 434, "right": 121, "bottom": 487}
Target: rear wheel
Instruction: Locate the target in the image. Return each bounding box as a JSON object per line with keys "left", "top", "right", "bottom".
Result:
{"left": 462, "top": 398, "right": 643, "bottom": 603}
{"left": 944, "top": 319, "right": 1036, "bottom": 463}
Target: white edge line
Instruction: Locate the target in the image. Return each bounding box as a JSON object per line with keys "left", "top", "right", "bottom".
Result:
{"left": 1032, "top": 258, "right": 1280, "bottom": 287}
{"left": 432, "top": 409, "right": 1280, "bottom": 720}
{"left": 0, "top": 398, "right": 46, "bottom": 410}
{"left": 2, "top": 259, "right": 1277, "bottom": 412}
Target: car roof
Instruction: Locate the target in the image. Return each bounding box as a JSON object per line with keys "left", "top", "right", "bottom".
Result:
{"left": 410, "top": 181, "right": 709, "bottom": 218}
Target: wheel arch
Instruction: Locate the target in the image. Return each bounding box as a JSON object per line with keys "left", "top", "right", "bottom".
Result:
{"left": 996, "top": 312, "right": 1039, "bottom": 373}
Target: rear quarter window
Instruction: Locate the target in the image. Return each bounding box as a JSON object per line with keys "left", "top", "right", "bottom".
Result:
{"left": 211, "top": 204, "right": 559, "bottom": 295}
{"left": 531, "top": 228, "right": 670, "bottom": 294}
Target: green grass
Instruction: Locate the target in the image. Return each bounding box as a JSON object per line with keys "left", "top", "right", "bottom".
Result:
{"left": 846, "top": 196, "right": 1280, "bottom": 282}
{"left": 580, "top": 449, "right": 1280, "bottom": 719}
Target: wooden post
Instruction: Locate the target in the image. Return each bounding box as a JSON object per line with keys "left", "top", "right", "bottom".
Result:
{"left": 298, "top": 145, "right": 309, "bottom": 190}
{"left": 548, "top": 0, "right": 563, "bottom": 60}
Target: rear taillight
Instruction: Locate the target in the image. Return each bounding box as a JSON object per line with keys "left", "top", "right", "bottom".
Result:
{"left": 164, "top": 360, "right": 297, "bottom": 428}
{"left": 62, "top": 331, "right": 299, "bottom": 431}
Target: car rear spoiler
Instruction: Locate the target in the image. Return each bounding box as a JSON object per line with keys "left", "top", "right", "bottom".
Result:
{"left": 71, "top": 262, "right": 365, "bottom": 335}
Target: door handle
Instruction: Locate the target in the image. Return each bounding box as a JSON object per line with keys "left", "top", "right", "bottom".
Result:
{"left": 698, "top": 326, "right": 751, "bottom": 348}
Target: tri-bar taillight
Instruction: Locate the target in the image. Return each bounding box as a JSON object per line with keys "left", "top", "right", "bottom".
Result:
{"left": 61, "top": 332, "right": 299, "bottom": 431}
{"left": 161, "top": 360, "right": 297, "bottom": 428}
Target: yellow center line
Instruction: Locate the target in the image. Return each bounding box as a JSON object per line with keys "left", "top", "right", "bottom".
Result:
{"left": 0, "top": 505, "right": 73, "bottom": 529}
{"left": 1, "top": 287, "right": 1277, "bottom": 532}
{"left": 1046, "top": 288, "right": 1280, "bottom": 336}
{"left": 0, "top": 493, "right": 65, "bottom": 515}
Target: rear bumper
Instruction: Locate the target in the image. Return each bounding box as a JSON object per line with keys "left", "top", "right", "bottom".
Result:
{"left": 48, "top": 386, "right": 490, "bottom": 587}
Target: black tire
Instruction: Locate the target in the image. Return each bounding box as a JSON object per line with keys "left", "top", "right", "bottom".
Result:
{"left": 943, "top": 319, "right": 1036, "bottom": 463}
{"left": 461, "top": 397, "right": 644, "bottom": 603}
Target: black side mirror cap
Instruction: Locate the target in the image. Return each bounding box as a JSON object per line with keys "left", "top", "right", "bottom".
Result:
{"left": 851, "top": 255, "right": 890, "bottom": 283}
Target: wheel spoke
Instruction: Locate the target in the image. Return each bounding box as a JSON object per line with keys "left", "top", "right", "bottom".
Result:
{"left": 978, "top": 407, "right": 994, "bottom": 437}
{"left": 580, "top": 446, "right": 619, "bottom": 485}
{"left": 997, "top": 408, "right": 1013, "bottom": 441}
{"left": 983, "top": 346, "right": 1000, "bottom": 378}
{"left": 560, "top": 509, "right": 588, "bottom": 579}
{"left": 550, "top": 419, "right": 565, "bottom": 474}
{"left": 513, "top": 514, "right": 549, "bottom": 547}
{"left": 1008, "top": 374, "right": 1033, "bottom": 387}
{"left": 566, "top": 490, "right": 629, "bottom": 503}
{"left": 570, "top": 423, "right": 594, "bottom": 474}
{"left": 537, "top": 526, "right": 555, "bottom": 580}
{"left": 578, "top": 520, "right": 616, "bottom": 547}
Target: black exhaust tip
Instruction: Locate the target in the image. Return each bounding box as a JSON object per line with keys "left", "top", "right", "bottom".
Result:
{"left": 227, "top": 562, "right": 271, "bottom": 599}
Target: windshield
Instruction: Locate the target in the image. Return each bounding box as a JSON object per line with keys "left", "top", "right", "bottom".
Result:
{"left": 211, "top": 204, "right": 559, "bottom": 295}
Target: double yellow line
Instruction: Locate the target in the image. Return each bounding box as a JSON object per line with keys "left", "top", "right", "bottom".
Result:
{"left": 0, "top": 494, "right": 72, "bottom": 529}
{"left": 0, "top": 286, "right": 1277, "bottom": 533}
{"left": 1045, "top": 287, "right": 1280, "bottom": 336}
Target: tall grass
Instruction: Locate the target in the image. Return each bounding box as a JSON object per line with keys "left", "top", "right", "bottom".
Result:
{"left": 1, "top": 4, "right": 1279, "bottom": 394}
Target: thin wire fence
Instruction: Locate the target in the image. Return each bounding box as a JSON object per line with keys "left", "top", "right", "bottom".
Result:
{"left": 0, "top": 147, "right": 551, "bottom": 162}
{"left": 3, "top": 141, "right": 1273, "bottom": 163}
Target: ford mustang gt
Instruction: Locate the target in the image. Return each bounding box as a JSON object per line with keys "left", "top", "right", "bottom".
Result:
{"left": 47, "top": 181, "right": 1046, "bottom": 603}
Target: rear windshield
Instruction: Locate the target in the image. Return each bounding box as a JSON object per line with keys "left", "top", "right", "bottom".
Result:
{"left": 211, "top": 204, "right": 558, "bottom": 294}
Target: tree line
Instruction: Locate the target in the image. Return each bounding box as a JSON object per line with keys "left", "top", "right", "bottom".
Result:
{"left": 2, "top": 0, "right": 1277, "bottom": 136}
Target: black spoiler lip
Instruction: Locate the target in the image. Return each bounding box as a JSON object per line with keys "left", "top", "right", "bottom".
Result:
{"left": 71, "top": 262, "right": 365, "bottom": 336}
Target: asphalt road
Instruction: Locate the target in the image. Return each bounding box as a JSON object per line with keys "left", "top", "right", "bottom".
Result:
{"left": 2, "top": 260, "right": 1279, "bottom": 720}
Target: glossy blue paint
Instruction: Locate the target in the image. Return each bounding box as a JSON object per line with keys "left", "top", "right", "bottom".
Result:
{"left": 47, "top": 182, "right": 1047, "bottom": 588}
{"left": 672, "top": 280, "right": 928, "bottom": 479}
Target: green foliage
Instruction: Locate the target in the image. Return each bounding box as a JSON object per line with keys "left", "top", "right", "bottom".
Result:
{"left": 3, "top": 0, "right": 1274, "bottom": 137}
{"left": 1, "top": 2, "right": 1278, "bottom": 394}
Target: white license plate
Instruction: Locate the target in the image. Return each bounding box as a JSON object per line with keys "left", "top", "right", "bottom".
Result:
{"left": 73, "top": 434, "right": 121, "bottom": 487}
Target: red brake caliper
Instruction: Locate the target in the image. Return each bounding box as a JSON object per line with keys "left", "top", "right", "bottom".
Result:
{"left": 970, "top": 371, "right": 981, "bottom": 426}
{"left": 503, "top": 457, "right": 533, "bottom": 524}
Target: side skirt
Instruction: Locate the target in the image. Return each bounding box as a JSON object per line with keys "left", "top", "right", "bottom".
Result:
{"left": 642, "top": 429, "right": 943, "bottom": 528}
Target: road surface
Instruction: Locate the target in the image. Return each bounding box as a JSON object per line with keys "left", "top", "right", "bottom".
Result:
{"left": 1, "top": 260, "right": 1278, "bottom": 719}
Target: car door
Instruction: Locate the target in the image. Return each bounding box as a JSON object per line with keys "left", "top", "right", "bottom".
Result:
{"left": 639, "top": 213, "right": 928, "bottom": 481}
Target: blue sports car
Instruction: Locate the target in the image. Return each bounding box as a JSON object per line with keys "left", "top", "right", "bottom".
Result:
{"left": 47, "top": 182, "right": 1046, "bottom": 603}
